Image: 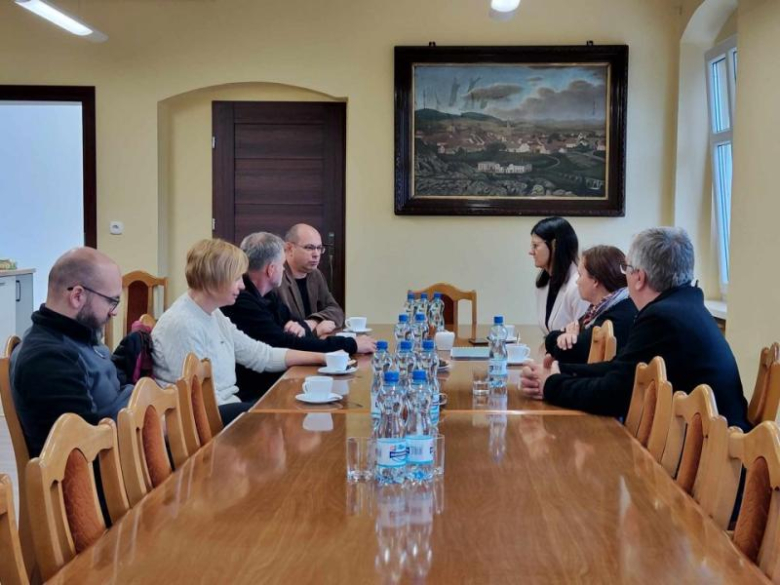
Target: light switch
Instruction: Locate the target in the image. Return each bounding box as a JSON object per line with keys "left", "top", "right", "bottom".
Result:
{"left": 109, "top": 221, "right": 124, "bottom": 235}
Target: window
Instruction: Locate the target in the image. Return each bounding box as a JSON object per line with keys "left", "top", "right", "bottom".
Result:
{"left": 705, "top": 36, "right": 737, "bottom": 297}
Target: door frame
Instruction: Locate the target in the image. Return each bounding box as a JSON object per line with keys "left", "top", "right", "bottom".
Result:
{"left": 0, "top": 85, "right": 97, "bottom": 247}
{"left": 211, "top": 101, "right": 347, "bottom": 307}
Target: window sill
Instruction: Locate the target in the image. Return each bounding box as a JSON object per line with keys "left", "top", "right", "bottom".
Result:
{"left": 704, "top": 299, "right": 728, "bottom": 321}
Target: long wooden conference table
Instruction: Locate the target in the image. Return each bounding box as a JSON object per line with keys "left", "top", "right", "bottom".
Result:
{"left": 49, "top": 325, "right": 768, "bottom": 583}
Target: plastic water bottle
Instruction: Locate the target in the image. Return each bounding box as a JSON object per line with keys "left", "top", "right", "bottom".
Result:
{"left": 406, "top": 370, "right": 434, "bottom": 483}
{"left": 394, "top": 314, "right": 412, "bottom": 346}
{"left": 395, "top": 340, "right": 415, "bottom": 386}
{"left": 428, "top": 292, "right": 445, "bottom": 333}
{"left": 418, "top": 339, "right": 439, "bottom": 382}
{"left": 418, "top": 293, "right": 429, "bottom": 325}
{"left": 371, "top": 340, "right": 392, "bottom": 429}
{"left": 429, "top": 377, "right": 441, "bottom": 430}
{"left": 376, "top": 370, "right": 407, "bottom": 485}
{"left": 488, "top": 315, "right": 509, "bottom": 393}
{"left": 404, "top": 291, "right": 417, "bottom": 320}
{"left": 411, "top": 312, "right": 428, "bottom": 352}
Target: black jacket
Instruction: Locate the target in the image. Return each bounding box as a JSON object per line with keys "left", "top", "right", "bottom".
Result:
{"left": 9, "top": 306, "right": 133, "bottom": 457}
{"left": 222, "top": 276, "right": 358, "bottom": 399}
{"left": 544, "top": 297, "right": 638, "bottom": 364}
{"left": 544, "top": 284, "right": 750, "bottom": 431}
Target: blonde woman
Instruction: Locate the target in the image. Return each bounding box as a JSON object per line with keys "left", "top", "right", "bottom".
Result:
{"left": 152, "top": 239, "right": 326, "bottom": 424}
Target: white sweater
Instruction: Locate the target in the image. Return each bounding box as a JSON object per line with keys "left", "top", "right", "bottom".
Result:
{"left": 534, "top": 263, "right": 591, "bottom": 335}
{"left": 152, "top": 293, "right": 288, "bottom": 405}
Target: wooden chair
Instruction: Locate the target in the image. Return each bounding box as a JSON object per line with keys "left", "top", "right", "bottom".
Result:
{"left": 747, "top": 342, "right": 780, "bottom": 427}
{"left": 0, "top": 474, "right": 27, "bottom": 585}
{"left": 180, "top": 354, "right": 223, "bottom": 445}
{"left": 660, "top": 385, "right": 721, "bottom": 499}
{"left": 117, "top": 378, "right": 189, "bottom": 507}
{"left": 412, "top": 283, "right": 477, "bottom": 341}
{"left": 715, "top": 421, "right": 780, "bottom": 577}
{"left": 624, "top": 356, "right": 674, "bottom": 463}
{"left": 121, "top": 271, "right": 168, "bottom": 338}
{"left": 26, "top": 414, "right": 129, "bottom": 581}
{"left": 586, "top": 319, "right": 616, "bottom": 364}
{"left": 0, "top": 336, "right": 35, "bottom": 579}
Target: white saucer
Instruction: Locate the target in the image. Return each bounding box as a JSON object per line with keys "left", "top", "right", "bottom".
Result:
{"left": 345, "top": 328, "right": 372, "bottom": 334}
{"left": 318, "top": 366, "right": 358, "bottom": 375}
{"left": 295, "top": 392, "right": 342, "bottom": 404}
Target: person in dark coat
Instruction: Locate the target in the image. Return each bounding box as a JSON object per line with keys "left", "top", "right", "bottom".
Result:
{"left": 222, "top": 232, "right": 376, "bottom": 401}
{"left": 545, "top": 245, "right": 637, "bottom": 364}
{"left": 522, "top": 227, "right": 750, "bottom": 432}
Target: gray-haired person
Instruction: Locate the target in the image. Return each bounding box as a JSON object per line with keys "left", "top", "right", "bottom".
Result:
{"left": 521, "top": 226, "right": 750, "bottom": 431}
{"left": 221, "top": 232, "right": 376, "bottom": 401}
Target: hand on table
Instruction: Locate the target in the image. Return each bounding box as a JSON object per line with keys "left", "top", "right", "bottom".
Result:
{"left": 556, "top": 321, "right": 580, "bottom": 350}
{"left": 315, "top": 320, "right": 337, "bottom": 337}
{"left": 283, "top": 321, "right": 306, "bottom": 337}
{"left": 520, "top": 359, "right": 560, "bottom": 401}
{"left": 356, "top": 336, "right": 377, "bottom": 354}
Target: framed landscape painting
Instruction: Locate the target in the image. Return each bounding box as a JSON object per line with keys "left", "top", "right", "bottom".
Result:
{"left": 394, "top": 45, "right": 628, "bottom": 216}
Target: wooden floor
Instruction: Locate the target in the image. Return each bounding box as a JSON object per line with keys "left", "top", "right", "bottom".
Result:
{"left": 0, "top": 416, "right": 19, "bottom": 513}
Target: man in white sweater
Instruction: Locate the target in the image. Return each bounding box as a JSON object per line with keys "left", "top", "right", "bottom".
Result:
{"left": 152, "top": 239, "right": 326, "bottom": 424}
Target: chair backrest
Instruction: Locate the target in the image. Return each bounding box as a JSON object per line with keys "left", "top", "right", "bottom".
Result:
{"left": 724, "top": 421, "right": 780, "bottom": 578}
{"left": 117, "top": 378, "right": 189, "bottom": 507}
{"left": 0, "top": 474, "right": 28, "bottom": 585}
{"left": 660, "top": 385, "right": 720, "bottom": 500}
{"left": 625, "top": 356, "right": 673, "bottom": 462}
{"left": 748, "top": 342, "right": 780, "bottom": 427}
{"left": 180, "top": 354, "right": 223, "bottom": 444}
{"left": 26, "top": 414, "right": 129, "bottom": 581}
{"left": 586, "top": 319, "right": 616, "bottom": 364}
{"left": 0, "top": 336, "right": 35, "bottom": 578}
{"left": 121, "top": 271, "right": 168, "bottom": 338}
{"left": 412, "top": 283, "right": 478, "bottom": 340}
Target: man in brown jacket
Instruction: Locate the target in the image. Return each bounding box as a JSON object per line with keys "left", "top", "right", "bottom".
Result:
{"left": 278, "top": 223, "right": 345, "bottom": 337}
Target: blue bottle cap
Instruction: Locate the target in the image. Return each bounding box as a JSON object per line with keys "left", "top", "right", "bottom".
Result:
{"left": 377, "top": 340, "right": 388, "bottom": 350}
{"left": 383, "top": 371, "right": 400, "bottom": 383}
{"left": 493, "top": 315, "right": 504, "bottom": 324}
{"left": 415, "top": 312, "right": 426, "bottom": 322}
{"left": 399, "top": 314, "right": 408, "bottom": 323}
{"left": 422, "top": 339, "right": 435, "bottom": 350}
{"left": 412, "top": 370, "right": 427, "bottom": 382}
{"left": 434, "top": 292, "right": 442, "bottom": 299}
{"left": 407, "top": 292, "right": 415, "bottom": 300}
{"left": 420, "top": 292, "right": 428, "bottom": 300}
{"left": 399, "top": 340, "right": 413, "bottom": 351}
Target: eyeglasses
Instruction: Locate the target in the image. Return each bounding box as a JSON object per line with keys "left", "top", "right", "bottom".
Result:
{"left": 67, "top": 285, "right": 121, "bottom": 311}
{"left": 619, "top": 263, "right": 638, "bottom": 276}
{"left": 294, "top": 244, "right": 327, "bottom": 254}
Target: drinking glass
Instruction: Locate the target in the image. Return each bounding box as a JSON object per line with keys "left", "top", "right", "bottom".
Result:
{"left": 472, "top": 367, "right": 489, "bottom": 396}
{"left": 346, "top": 437, "right": 375, "bottom": 482}
{"left": 433, "top": 434, "right": 445, "bottom": 476}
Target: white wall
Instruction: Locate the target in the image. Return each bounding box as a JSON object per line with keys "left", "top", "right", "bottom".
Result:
{"left": 0, "top": 103, "right": 84, "bottom": 307}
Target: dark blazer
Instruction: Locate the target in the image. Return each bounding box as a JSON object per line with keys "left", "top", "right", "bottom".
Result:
{"left": 222, "top": 276, "right": 357, "bottom": 400}
{"left": 544, "top": 297, "right": 638, "bottom": 364}
{"left": 277, "top": 264, "right": 345, "bottom": 327}
{"left": 544, "top": 284, "right": 750, "bottom": 432}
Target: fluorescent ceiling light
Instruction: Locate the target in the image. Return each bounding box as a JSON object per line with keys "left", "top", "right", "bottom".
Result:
{"left": 15, "top": 0, "right": 107, "bottom": 42}
{"left": 490, "top": 0, "right": 521, "bottom": 20}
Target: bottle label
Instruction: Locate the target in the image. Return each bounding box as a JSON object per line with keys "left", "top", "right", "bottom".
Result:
{"left": 489, "top": 358, "right": 507, "bottom": 376}
{"left": 407, "top": 435, "right": 434, "bottom": 464}
{"left": 376, "top": 438, "right": 407, "bottom": 467}
{"left": 371, "top": 391, "right": 380, "bottom": 418}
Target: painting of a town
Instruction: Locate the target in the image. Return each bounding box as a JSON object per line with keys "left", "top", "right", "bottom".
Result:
{"left": 413, "top": 64, "right": 609, "bottom": 200}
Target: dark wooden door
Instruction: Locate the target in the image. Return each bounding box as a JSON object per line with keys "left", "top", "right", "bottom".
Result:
{"left": 212, "top": 101, "right": 346, "bottom": 307}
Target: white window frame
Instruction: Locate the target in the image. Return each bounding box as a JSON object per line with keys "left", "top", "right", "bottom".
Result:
{"left": 705, "top": 35, "right": 737, "bottom": 299}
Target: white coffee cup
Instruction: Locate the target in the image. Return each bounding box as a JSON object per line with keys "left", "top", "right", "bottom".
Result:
{"left": 507, "top": 343, "right": 531, "bottom": 363}
{"left": 504, "top": 324, "right": 516, "bottom": 339}
{"left": 435, "top": 330, "right": 455, "bottom": 351}
{"left": 326, "top": 351, "right": 349, "bottom": 371}
{"left": 346, "top": 317, "right": 368, "bottom": 331}
{"left": 303, "top": 376, "right": 333, "bottom": 399}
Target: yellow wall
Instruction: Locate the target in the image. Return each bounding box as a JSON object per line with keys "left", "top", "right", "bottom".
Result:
{"left": 728, "top": 0, "right": 780, "bottom": 392}
{"left": 0, "top": 0, "right": 680, "bottom": 326}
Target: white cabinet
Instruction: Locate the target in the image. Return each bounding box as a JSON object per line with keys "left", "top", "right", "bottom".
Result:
{"left": 0, "top": 269, "right": 35, "bottom": 344}
{"left": 0, "top": 275, "right": 15, "bottom": 347}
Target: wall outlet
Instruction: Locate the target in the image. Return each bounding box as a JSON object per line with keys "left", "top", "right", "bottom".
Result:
{"left": 109, "top": 221, "right": 124, "bottom": 235}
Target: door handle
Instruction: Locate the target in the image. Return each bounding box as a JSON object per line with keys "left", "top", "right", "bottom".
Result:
{"left": 327, "top": 231, "right": 335, "bottom": 291}
{"left": 16, "top": 280, "right": 21, "bottom": 302}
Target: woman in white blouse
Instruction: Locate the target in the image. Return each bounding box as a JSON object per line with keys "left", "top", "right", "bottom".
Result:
{"left": 529, "top": 217, "right": 590, "bottom": 334}
{"left": 152, "top": 238, "right": 325, "bottom": 424}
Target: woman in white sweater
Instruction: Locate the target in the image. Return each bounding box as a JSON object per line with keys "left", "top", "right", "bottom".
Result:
{"left": 153, "top": 239, "right": 326, "bottom": 424}
{"left": 529, "top": 217, "right": 590, "bottom": 335}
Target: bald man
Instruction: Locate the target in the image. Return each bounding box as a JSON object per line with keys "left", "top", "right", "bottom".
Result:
{"left": 277, "top": 224, "right": 345, "bottom": 336}
{"left": 10, "top": 247, "right": 133, "bottom": 456}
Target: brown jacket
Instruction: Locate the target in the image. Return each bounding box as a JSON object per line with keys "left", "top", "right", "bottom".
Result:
{"left": 277, "top": 264, "right": 345, "bottom": 327}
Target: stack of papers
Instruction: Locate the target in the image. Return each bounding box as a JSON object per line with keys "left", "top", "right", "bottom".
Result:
{"left": 450, "top": 347, "right": 491, "bottom": 359}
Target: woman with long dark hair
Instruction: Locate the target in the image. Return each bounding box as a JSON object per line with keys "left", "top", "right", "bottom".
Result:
{"left": 544, "top": 245, "right": 638, "bottom": 363}
{"left": 530, "top": 217, "right": 589, "bottom": 334}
